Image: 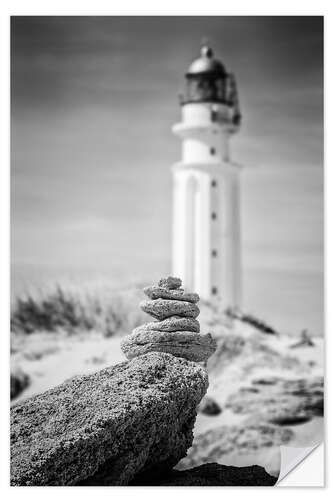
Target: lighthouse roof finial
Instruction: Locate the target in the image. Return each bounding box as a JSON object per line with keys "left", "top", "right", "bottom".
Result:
{"left": 186, "top": 41, "right": 226, "bottom": 76}
{"left": 200, "top": 37, "right": 213, "bottom": 58}
{"left": 201, "top": 45, "right": 213, "bottom": 58}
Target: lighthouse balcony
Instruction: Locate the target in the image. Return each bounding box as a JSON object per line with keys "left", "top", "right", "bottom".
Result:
{"left": 172, "top": 121, "right": 238, "bottom": 138}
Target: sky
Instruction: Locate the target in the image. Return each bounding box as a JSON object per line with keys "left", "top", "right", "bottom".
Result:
{"left": 11, "top": 16, "right": 324, "bottom": 334}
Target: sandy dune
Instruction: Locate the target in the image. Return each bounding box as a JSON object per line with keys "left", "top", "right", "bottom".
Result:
{"left": 11, "top": 311, "right": 323, "bottom": 478}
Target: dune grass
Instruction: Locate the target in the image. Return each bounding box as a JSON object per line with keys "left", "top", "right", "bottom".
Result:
{"left": 225, "top": 307, "right": 277, "bottom": 335}
{"left": 11, "top": 285, "right": 147, "bottom": 337}
{"left": 11, "top": 281, "right": 279, "bottom": 339}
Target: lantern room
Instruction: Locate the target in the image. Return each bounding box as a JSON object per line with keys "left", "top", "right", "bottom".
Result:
{"left": 180, "top": 45, "right": 241, "bottom": 126}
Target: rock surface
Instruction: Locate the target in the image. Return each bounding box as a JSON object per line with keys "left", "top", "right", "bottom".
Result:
{"left": 141, "top": 299, "right": 200, "bottom": 320}
{"left": 10, "top": 352, "right": 208, "bottom": 486}
{"left": 132, "top": 462, "right": 277, "bottom": 486}
{"left": 158, "top": 276, "right": 182, "bottom": 289}
{"left": 225, "top": 376, "right": 324, "bottom": 426}
{"left": 121, "top": 277, "right": 216, "bottom": 363}
{"left": 199, "top": 396, "right": 222, "bottom": 416}
{"left": 121, "top": 331, "right": 216, "bottom": 362}
{"left": 180, "top": 326, "right": 324, "bottom": 476}
{"left": 10, "top": 367, "right": 30, "bottom": 400}
{"left": 143, "top": 286, "right": 199, "bottom": 303}
{"left": 133, "top": 316, "right": 200, "bottom": 333}
{"left": 179, "top": 424, "right": 293, "bottom": 471}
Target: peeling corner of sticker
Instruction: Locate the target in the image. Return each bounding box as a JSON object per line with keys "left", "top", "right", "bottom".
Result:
{"left": 276, "top": 443, "right": 321, "bottom": 484}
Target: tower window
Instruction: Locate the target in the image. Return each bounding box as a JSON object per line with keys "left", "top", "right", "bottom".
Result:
{"left": 211, "top": 179, "right": 217, "bottom": 187}
{"left": 212, "top": 249, "right": 218, "bottom": 257}
{"left": 211, "top": 110, "right": 218, "bottom": 122}
{"left": 211, "top": 212, "right": 217, "bottom": 220}
{"left": 210, "top": 147, "right": 216, "bottom": 156}
{"left": 212, "top": 287, "right": 218, "bottom": 295}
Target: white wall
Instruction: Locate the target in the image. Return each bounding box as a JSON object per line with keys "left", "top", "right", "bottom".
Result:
{"left": 172, "top": 102, "right": 241, "bottom": 307}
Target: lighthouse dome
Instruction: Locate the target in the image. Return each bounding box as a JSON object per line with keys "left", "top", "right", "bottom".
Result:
{"left": 186, "top": 45, "right": 226, "bottom": 76}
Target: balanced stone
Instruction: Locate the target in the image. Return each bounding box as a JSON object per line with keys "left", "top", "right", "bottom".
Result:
{"left": 121, "top": 331, "right": 217, "bottom": 363}
{"left": 133, "top": 317, "right": 200, "bottom": 334}
{"left": 121, "top": 277, "right": 216, "bottom": 365}
{"left": 158, "top": 276, "right": 182, "bottom": 289}
{"left": 141, "top": 299, "right": 200, "bottom": 320}
{"left": 143, "top": 286, "right": 199, "bottom": 303}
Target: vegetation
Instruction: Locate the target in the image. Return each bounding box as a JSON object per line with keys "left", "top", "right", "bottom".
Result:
{"left": 11, "top": 285, "right": 147, "bottom": 337}
{"left": 11, "top": 283, "right": 277, "bottom": 338}
{"left": 225, "top": 307, "right": 277, "bottom": 335}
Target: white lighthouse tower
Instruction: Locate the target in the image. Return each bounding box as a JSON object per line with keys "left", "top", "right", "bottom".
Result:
{"left": 172, "top": 44, "right": 242, "bottom": 307}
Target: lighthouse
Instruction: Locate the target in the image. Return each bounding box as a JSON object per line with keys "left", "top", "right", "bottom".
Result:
{"left": 172, "top": 44, "right": 242, "bottom": 308}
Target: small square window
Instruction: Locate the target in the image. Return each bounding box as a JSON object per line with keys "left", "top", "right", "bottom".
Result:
{"left": 211, "top": 110, "right": 218, "bottom": 122}
{"left": 212, "top": 249, "right": 218, "bottom": 257}
{"left": 210, "top": 147, "right": 216, "bottom": 156}
{"left": 211, "top": 179, "right": 217, "bottom": 187}
{"left": 211, "top": 212, "right": 217, "bottom": 220}
{"left": 212, "top": 287, "right": 218, "bottom": 295}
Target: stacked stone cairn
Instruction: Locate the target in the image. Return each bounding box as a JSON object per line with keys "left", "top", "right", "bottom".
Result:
{"left": 121, "top": 276, "right": 217, "bottom": 363}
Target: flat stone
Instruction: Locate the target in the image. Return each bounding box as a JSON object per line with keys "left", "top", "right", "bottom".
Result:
{"left": 158, "top": 276, "right": 182, "bottom": 289}
{"left": 11, "top": 352, "right": 208, "bottom": 486}
{"left": 141, "top": 299, "right": 200, "bottom": 320}
{"left": 133, "top": 317, "right": 200, "bottom": 334}
{"left": 121, "top": 331, "right": 217, "bottom": 363}
{"left": 143, "top": 286, "right": 199, "bottom": 303}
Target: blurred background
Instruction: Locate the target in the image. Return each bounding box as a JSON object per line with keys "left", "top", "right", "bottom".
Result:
{"left": 11, "top": 16, "right": 323, "bottom": 335}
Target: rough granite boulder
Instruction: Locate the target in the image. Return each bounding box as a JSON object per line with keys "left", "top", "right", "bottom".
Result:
{"left": 11, "top": 352, "right": 208, "bottom": 486}
{"left": 121, "top": 331, "right": 216, "bottom": 362}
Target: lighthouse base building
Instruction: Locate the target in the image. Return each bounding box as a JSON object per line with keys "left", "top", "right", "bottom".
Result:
{"left": 172, "top": 45, "right": 242, "bottom": 309}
